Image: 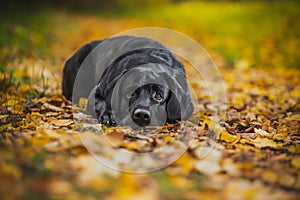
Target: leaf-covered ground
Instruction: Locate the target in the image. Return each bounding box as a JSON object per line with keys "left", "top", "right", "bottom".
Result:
{"left": 1, "top": 1, "right": 300, "bottom": 200}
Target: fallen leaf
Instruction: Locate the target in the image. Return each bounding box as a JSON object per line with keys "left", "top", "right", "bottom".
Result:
{"left": 43, "top": 102, "right": 64, "bottom": 112}
{"left": 278, "top": 173, "right": 295, "bottom": 187}
{"left": 1, "top": 99, "right": 19, "bottom": 107}
{"left": 285, "top": 114, "right": 300, "bottom": 121}
{"left": 0, "top": 123, "right": 13, "bottom": 132}
{"left": 0, "top": 114, "right": 9, "bottom": 122}
{"left": 173, "top": 153, "right": 196, "bottom": 175}
{"left": 219, "top": 130, "right": 238, "bottom": 143}
{"left": 291, "top": 157, "right": 300, "bottom": 168}
{"left": 51, "top": 119, "right": 74, "bottom": 127}
{"left": 11, "top": 104, "right": 23, "bottom": 114}
{"left": 45, "top": 112, "right": 60, "bottom": 117}
{"left": 21, "top": 121, "right": 37, "bottom": 129}
{"left": 250, "top": 137, "right": 282, "bottom": 149}
{"left": 49, "top": 94, "right": 67, "bottom": 103}
{"left": 106, "top": 130, "right": 125, "bottom": 146}
{"left": 262, "top": 170, "right": 278, "bottom": 184}
{"left": 254, "top": 128, "right": 274, "bottom": 138}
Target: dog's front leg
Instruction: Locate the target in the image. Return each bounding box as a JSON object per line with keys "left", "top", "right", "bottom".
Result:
{"left": 85, "top": 87, "right": 116, "bottom": 126}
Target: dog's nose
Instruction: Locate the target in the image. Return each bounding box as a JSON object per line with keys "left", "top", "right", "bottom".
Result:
{"left": 132, "top": 108, "right": 151, "bottom": 126}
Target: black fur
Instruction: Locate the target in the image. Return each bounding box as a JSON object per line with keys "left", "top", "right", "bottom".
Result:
{"left": 62, "top": 36, "right": 193, "bottom": 127}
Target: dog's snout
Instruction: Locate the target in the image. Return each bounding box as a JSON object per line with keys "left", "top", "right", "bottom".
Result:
{"left": 132, "top": 108, "right": 151, "bottom": 126}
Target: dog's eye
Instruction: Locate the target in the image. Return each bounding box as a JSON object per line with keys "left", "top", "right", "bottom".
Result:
{"left": 126, "top": 91, "right": 136, "bottom": 99}
{"left": 154, "top": 92, "right": 162, "bottom": 101}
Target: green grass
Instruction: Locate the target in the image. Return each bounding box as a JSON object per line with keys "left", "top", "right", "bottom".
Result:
{"left": 0, "top": 9, "right": 54, "bottom": 63}
{"left": 118, "top": 1, "right": 300, "bottom": 68}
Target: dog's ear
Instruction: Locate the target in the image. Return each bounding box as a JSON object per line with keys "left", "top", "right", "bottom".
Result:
{"left": 166, "top": 92, "right": 181, "bottom": 122}
{"left": 166, "top": 91, "right": 194, "bottom": 123}
{"left": 165, "top": 72, "right": 194, "bottom": 123}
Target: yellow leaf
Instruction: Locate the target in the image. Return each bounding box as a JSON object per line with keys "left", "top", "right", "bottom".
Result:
{"left": 250, "top": 137, "right": 281, "bottom": 149}
{"left": 288, "top": 145, "right": 296, "bottom": 153}
{"left": 117, "top": 173, "right": 139, "bottom": 197}
{"left": 2, "top": 99, "right": 19, "bottom": 107}
{"left": 160, "top": 127, "right": 169, "bottom": 133}
{"left": 291, "top": 157, "right": 300, "bottom": 168}
{"left": 288, "top": 144, "right": 300, "bottom": 153}
{"left": 278, "top": 174, "right": 295, "bottom": 187}
{"left": 31, "top": 112, "right": 43, "bottom": 117}
{"left": 285, "top": 114, "right": 300, "bottom": 121}
{"left": 42, "top": 129, "right": 65, "bottom": 139}
{"left": 262, "top": 170, "right": 278, "bottom": 184}
{"left": 220, "top": 130, "right": 238, "bottom": 143}
{"left": 0, "top": 123, "right": 13, "bottom": 132}
{"left": 21, "top": 121, "right": 37, "bottom": 129}
{"left": 49, "top": 94, "right": 68, "bottom": 103}
{"left": 11, "top": 104, "right": 23, "bottom": 114}
{"left": 169, "top": 176, "right": 193, "bottom": 189}
{"left": 291, "top": 89, "right": 300, "bottom": 98}
{"left": 201, "top": 119, "right": 211, "bottom": 129}
{"left": 232, "top": 94, "right": 244, "bottom": 107}
{"left": 51, "top": 119, "right": 74, "bottom": 127}
{"left": 30, "top": 134, "right": 49, "bottom": 146}
{"left": 18, "top": 84, "right": 31, "bottom": 95}
{"left": 164, "top": 135, "right": 174, "bottom": 143}
{"left": 45, "top": 112, "right": 60, "bottom": 117}
{"left": 1, "top": 163, "right": 21, "bottom": 179}
{"left": 174, "top": 153, "right": 195, "bottom": 175}
{"left": 122, "top": 142, "right": 140, "bottom": 151}
{"left": 261, "top": 119, "right": 271, "bottom": 130}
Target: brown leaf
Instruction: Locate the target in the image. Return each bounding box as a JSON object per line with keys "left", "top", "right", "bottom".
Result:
{"left": 106, "top": 130, "right": 125, "bottom": 146}
{"left": 43, "top": 102, "right": 64, "bottom": 112}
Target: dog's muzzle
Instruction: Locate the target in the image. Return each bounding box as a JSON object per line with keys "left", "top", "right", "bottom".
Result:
{"left": 131, "top": 108, "right": 151, "bottom": 127}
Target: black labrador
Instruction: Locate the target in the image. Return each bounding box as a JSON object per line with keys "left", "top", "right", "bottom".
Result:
{"left": 62, "top": 36, "right": 193, "bottom": 127}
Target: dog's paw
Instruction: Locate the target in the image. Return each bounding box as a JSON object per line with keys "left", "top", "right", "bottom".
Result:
{"left": 97, "top": 111, "right": 116, "bottom": 126}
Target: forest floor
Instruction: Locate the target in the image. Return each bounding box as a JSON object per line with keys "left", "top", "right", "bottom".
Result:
{"left": 1, "top": 2, "right": 300, "bottom": 199}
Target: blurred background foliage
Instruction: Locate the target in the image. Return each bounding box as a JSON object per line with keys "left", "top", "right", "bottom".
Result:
{"left": 1, "top": 0, "right": 300, "bottom": 69}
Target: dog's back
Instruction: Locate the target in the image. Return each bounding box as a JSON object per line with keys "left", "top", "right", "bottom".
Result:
{"left": 62, "top": 40, "right": 102, "bottom": 101}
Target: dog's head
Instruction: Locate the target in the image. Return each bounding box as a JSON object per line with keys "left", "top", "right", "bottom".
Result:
{"left": 110, "top": 63, "right": 194, "bottom": 128}
{"left": 127, "top": 83, "right": 169, "bottom": 126}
